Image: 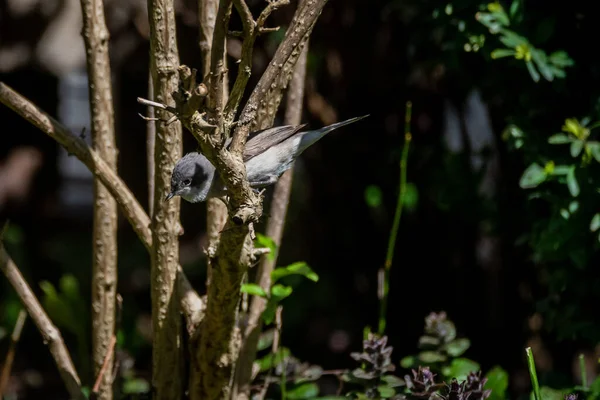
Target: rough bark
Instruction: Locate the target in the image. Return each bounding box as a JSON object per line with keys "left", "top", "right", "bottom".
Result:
{"left": 232, "top": 28, "right": 309, "bottom": 400}
{"left": 147, "top": 0, "right": 184, "bottom": 397}
{"left": 0, "top": 243, "right": 85, "bottom": 400}
{"left": 0, "top": 82, "right": 205, "bottom": 375}
{"left": 200, "top": 0, "right": 228, "bottom": 288}
{"left": 79, "top": 0, "right": 118, "bottom": 398}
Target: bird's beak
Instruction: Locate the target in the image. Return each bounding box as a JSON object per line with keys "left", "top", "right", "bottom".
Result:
{"left": 165, "top": 192, "right": 175, "bottom": 202}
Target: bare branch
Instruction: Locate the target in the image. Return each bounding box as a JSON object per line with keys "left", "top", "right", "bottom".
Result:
{"left": 207, "top": 0, "right": 233, "bottom": 132}
{"left": 0, "top": 82, "right": 152, "bottom": 249}
{"left": 230, "top": 0, "right": 328, "bottom": 154}
{"left": 0, "top": 309, "right": 27, "bottom": 396}
{"left": 147, "top": 0, "right": 185, "bottom": 395}
{"left": 224, "top": 0, "right": 290, "bottom": 126}
{"left": 0, "top": 82, "right": 204, "bottom": 350}
{"left": 0, "top": 243, "right": 85, "bottom": 399}
{"left": 79, "top": 0, "right": 118, "bottom": 398}
{"left": 233, "top": 23, "right": 309, "bottom": 398}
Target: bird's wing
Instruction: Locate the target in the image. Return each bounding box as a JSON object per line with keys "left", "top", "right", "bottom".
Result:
{"left": 243, "top": 123, "right": 308, "bottom": 162}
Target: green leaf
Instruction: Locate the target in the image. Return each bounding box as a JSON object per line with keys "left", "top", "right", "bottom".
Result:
{"left": 271, "top": 284, "right": 293, "bottom": 298}
{"left": 297, "top": 366, "right": 324, "bottom": 383}
{"left": 498, "top": 31, "right": 527, "bottom": 48}
{"left": 257, "top": 329, "right": 275, "bottom": 351}
{"left": 485, "top": 366, "right": 509, "bottom": 400}
{"left": 520, "top": 163, "right": 547, "bottom": 188}
{"left": 287, "top": 383, "right": 320, "bottom": 399}
{"left": 256, "top": 347, "right": 291, "bottom": 372}
{"left": 569, "top": 201, "right": 579, "bottom": 213}
{"left": 548, "top": 133, "right": 571, "bottom": 144}
{"left": 59, "top": 274, "right": 80, "bottom": 304}
{"left": 443, "top": 338, "right": 471, "bottom": 357}
{"left": 551, "top": 165, "right": 571, "bottom": 175}
{"left": 418, "top": 351, "right": 447, "bottom": 363}
{"left": 365, "top": 185, "right": 383, "bottom": 208}
{"left": 381, "top": 375, "right": 405, "bottom": 387}
{"left": 590, "top": 214, "right": 600, "bottom": 232}
{"left": 271, "top": 262, "right": 319, "bottom": 283}
{"left": 122, "top": 378, "right": 150, "bottom": 394}
{"left": 403, "top": 182, "right": 419, "bottom": 211}
{"left": 530, "top": 387, "right": 571, "bottom": 400}
{"left": 525, "top": 60, "right": 541, "bottom": 82}
{"left": 509, "top": 0, "right": 520, "bottom": 18}
{"left": 240, "top": 283, "right": 267, "bottom": 298}
{"left": 531, "top": 49, "right": 553, "bottom": 81}
{"left": 560, "top": 208, "right": 570, "bottom": 220}
{"left": 571, "top": 140, "right": 584, "bottom": 157}
{"left": 400, "top": 355, "right": 416, "bottom": 368}
{"left": 491, "top": 49, "right": 516, "bottom": 59}
{"left": 587, "top": 141, "right": 600, "bottom": 162}
{"left": 442, "top": 358, "right": 480, "bottom": 381}
{"left": 566, "top": 167, "right": 580, "bottom": 197}
{"left": 549, "top": 51, "right": 574, "bottom": 67}
{"left": 377, "top": 385, "right": 396, "bottom": 398}
{"left": 255, "top": 233, "right": 277, "bottom": 261}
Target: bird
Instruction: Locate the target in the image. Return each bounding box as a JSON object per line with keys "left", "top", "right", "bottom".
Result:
{"left": 166, "top": 114, "right": 369, "bottom": 203}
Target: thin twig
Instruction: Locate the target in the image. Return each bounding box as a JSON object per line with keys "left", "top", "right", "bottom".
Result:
{"left": 230, "top": 0, "right": 328, "bottom": 154}
{"left": 378, "top": 101, "right": 412, "bottom": 335}
{"left": 0, "top": 242, "right": 84, "bottom": 399}
{"left": 233, "top": 15, "right": 309, "bottom": 398}
{"left": 0, "top": 309, "right": 27, "bottom": 397}
{"left": 147, "top": 72, "right": 156, "bottom": 218}
{"left": 91, "top": 335, "right": 117, "bottom": 395}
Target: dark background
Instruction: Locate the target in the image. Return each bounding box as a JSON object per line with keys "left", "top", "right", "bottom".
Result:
{"left": 2, "top": 0, "right": 599, "bottom": 398}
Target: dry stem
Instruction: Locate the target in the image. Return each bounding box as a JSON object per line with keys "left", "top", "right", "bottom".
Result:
{"left": 0, "top": 243, "right": 84, "bottom": 399}
{"left": 79, "top": 0, "right": 118, "bottom": 397}
{"left": 147, "top": 0, "right": 185, "bottom": 396}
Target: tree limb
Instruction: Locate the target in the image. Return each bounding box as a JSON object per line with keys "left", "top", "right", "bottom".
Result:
{"left": 0, "top": 243, "right": 85, "bottom": 400}
{"left": 0, "top": 309, "right": 27, "bottom": 397}
{"left": 224, "top": 0, "right": 290, "bottom": 126}
{"left": 232, "top": 21, "right": 309, "bottom": 399}
{"left": 79, "top": 0, "right": 118, "bottom": 398}
{"left": 0, "top": 82, "right": 204, "bottom": 350}
{"left": 147, "top": 0, "right": 185, "bottom": 396}
{"left": 229, "top": 0, "right": 328, "bottom": 154}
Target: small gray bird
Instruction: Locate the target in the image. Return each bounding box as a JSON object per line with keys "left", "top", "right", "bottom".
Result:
{"left": 166, "top": 114, "right": 369, "bottom": 203}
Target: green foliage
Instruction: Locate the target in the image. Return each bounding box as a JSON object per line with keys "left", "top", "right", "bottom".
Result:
{"left": 40, "top": 274, "right": 90, "bottom": 380}
{"left": 400, "top": 312, "right": 479, "bottom": 380}
{"left": 475, "top": 1, "right": 573, "bottom": 82}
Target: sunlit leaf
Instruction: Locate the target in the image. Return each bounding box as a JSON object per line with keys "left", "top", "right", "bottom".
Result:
{"left": 271, "top": 262, "right": 319, "bottom": 283}
{"left": 520, "top": 163, "right": 547, "bottom": 188}
{"left": 255, "top": 233, "right": 277, "bottom": 261}
{"left": 485, "top": 366, "right": 509, "bottom": 400}
{"left": 548, "top": 134, "right": 570, "bottom": 144}
{"left": 377, "top": 385, "right": 396, "bottom": 398}
{"left": 287, "top": 383, "right": 320, "bottom": 399}
{"left": 568, "top": 201, "right": 579, "bottom": 213}
{"left": 590, "top": 214, "right": 600, "bottom": 232}
{"left": 549, "top": 51, "right": 574, "bottom": 67}
{"left": 525, "top": 60, "right": 540, "bottom": 82}
{"left": 571, "top": 140, "right": 584, "bottom": 157}
{"left": 491, "top": 49, "right": 516, "bottom": 59}
{"left": 240, "top": 283, "right": 267, "bottom": 298}
{"left": 442, "top": 358, "right": 480, "bottom": 380}
{"left": 444, "top": 338, "right": 471, "bottom": 357}
{"left": 566, "top": 167, "right": 580, "bottom": 196}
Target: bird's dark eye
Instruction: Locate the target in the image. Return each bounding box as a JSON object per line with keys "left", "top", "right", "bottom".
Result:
{"left": 183, "top": 179, "right": 192, "bottom": 186}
